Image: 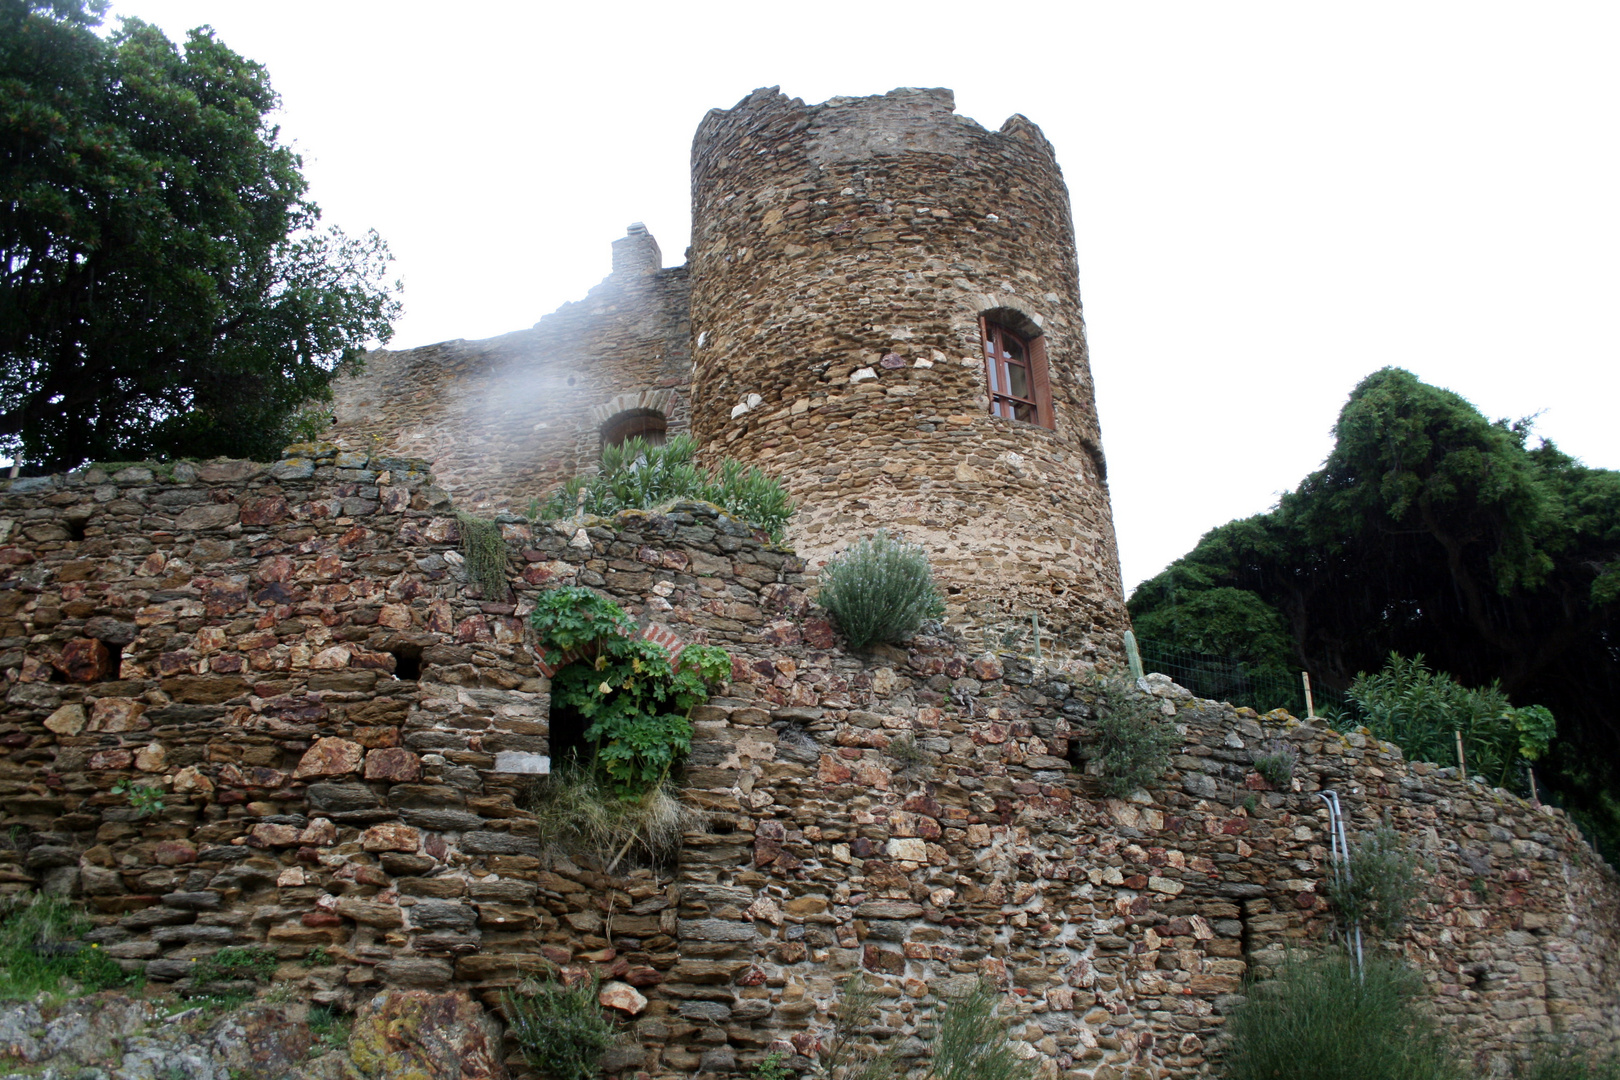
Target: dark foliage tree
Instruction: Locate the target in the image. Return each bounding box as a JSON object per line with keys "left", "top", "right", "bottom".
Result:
{"left": 1130, "top": 368, "right": 1620, "bottom": 854}
{"left": 0, "top": 0, "right": 399, "bottom": 470}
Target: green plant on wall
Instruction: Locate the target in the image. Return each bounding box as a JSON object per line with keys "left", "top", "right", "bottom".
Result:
{"left": 0, "top": 894, "right": 143, "bottom": 1000}
{"left": 535, "top": 435, "right": 795, "bottom": 541}
{"left": 1345, "top": 653, "right": 1556, "bottom": 790}
{"left": 1224, "top": 952, "right": 1460, "bottom": 1080}
{"left": 501, "top": 974, "right": 618, "bottom": 1080}
{"left": 1087, "top": 677, "right": 1177, "bottom": 798}
{"left": 1325, "top": 821, "right": 1424, "bottom": 940}
{"left": 930, "top": 979, "right": 1037, "bottom": 1080}
{"left": 110, "top": 779, "right": 166, "bottom": 818}
{"left": 816, "top": 530, "right": 945, "bottom": 650}
{"left": 530, "top": 587, "right": 730, "bottom": 795}
{"left": 454, "top": 511, "right": 510, "bottom": 598}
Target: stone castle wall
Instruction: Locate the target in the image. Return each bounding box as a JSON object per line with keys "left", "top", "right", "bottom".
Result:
{"left": 328, "top": 225, "right": 691, "bottom": 515}
{"left": 687, "top": 87, "right": 1127, "bottom": 659}
{"left": 3, "top": 459, "right": 1617, "bottom": 1077}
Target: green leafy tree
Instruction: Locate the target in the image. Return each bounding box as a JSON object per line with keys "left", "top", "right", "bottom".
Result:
{"left": 0, "top": 0, "right": 399, "bottom": 470}
{"left": 1128, "top": 368, "right": 1620, "bottom": 857}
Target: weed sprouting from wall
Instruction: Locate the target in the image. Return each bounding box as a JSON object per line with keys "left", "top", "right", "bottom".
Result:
{"left": 0, "top": 894, "right": 143, "bottom": 999}
{"left": 816, "top": 531, "right": 945, "bottom": 650}
{"left": 1513, "top": 1040, "right": 1620, "bottom": 1080}
{"left": 885, "top": 731, "right": 934, "bottom": 781}
{"left": 453, "top": 511, "right": 510, "bottom": 598}
{"left": 930, "top": 979, "right": 1038, "bottom": 1080}
{"left": 811, "top": 973, "right": 900, "bottom": 1080}
{"left": 1325, "top": 822, "right": 1424, "bottom": 940}
{"left": 523, "top": 767, "right": 705, "bottom": 871}
{"left": 501, "top": 974, "right": 618, "bottom": 1080}
{"left": 1252, "top": 740, "right": 1298, "bottom": 789}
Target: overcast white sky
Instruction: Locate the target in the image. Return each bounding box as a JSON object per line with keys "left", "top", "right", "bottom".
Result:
{"left": 102, "top": 1, "right": 1620, "bottom": 594}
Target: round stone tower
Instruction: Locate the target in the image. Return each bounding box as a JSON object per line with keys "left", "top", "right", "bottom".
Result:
{"left": 688, "top": 86, "right": 1127, "bottom": 659}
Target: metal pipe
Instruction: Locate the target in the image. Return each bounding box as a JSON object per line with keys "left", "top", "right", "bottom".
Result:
{"left": 1318, "top": 790, "right": 1363, "bottom": 978}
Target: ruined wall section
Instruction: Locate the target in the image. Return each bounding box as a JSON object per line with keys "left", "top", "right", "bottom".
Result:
{"left": 3, "top": 464, "right": 1617, "bottom": 1078}
{"left": 687, "top": 87, "right": 1127, "bottom": 660}
{"left": 328, "top": 226, "right": 690, "bottom": 514}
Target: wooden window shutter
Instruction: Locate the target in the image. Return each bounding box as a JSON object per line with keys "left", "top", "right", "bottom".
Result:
{"left": 1029, "top": 334, "right": 1055, "bottom": 430}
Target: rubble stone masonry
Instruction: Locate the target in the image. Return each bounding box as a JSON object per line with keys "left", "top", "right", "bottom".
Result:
{"left": 328, "top": 223, "right": 691, "bottom": 515}
{"left": 325, "top": 86, "right": 1129, "bottom": 659}
{"left": 2, "top": 454, "right": 1616, "bottom": 1077}
{"left": 689, "top": 87, "right": 1126, "bottom": 659}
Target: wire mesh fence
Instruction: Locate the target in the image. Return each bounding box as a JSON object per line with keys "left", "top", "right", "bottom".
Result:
{"left": 1135, "top": 638, "right": 1346, "bottom": 718}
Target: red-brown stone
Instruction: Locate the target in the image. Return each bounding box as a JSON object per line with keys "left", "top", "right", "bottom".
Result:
{"left": 292, "top": 737, "right": 364, "bottom": 778}
{"left": 364, "top": 747, "right": 422, "bottom": 782}
{"left": 54, "top": 637, "right": 115, "bottom": 682}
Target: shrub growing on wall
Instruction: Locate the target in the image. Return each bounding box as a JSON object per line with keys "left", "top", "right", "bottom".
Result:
{"left": 501, "top": 974, "right": 618, "bottom": 1080}
{"left": 535, "top": 435, "right": 795, "bottom": 541}
{"left": 1224, "top": 952, "right": 1459, "bottom": 1080}
{"left": 529, "top": 586, "right": 730, "bottom": 795}
{"left": 816, "top": 531, "right": 945, "bottom": 650}
{"left": 1325, "top": 821, "right": 1424, "bottom": 940}
{"left": 1088, "top": 677, "right": 1177, "bottom": 798}
{"left": 1345, "top": 653, "right": 1555, "bottom": 791}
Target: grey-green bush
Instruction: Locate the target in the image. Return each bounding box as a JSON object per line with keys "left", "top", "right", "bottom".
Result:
{"left": 1223, "top": 953, "right": 1459, "bottom": 1080}
{"left": 1513, "top": 1041, "right": 1620, "bottom": 1080}
{"left": 1089, "top": 678, "right": 1177, "bottom": 798}
{"left": 1324, "top": 822, "right": 1424, "bottom": 939}
{"left": 931, "top": 980, "right": 1037, "bottom": 1080}
{"left": 816, "top": 531, "right": 944, "bottom": 650}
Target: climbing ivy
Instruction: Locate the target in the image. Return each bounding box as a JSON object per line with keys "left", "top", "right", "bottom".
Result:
{"left": 530, "top": 587, "right": 730, "bottom": 794}
{"left": 454, "top": 512, "right": 510, "bottom": 598}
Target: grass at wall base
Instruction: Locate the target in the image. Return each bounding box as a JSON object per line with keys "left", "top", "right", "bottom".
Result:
{"left": 1222, "top": 952, "right": 1459, "bottom": 1080}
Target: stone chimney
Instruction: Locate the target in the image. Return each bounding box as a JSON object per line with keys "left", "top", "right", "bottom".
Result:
{"left": 610, "top": 222, "right": 662, "bottom": 277}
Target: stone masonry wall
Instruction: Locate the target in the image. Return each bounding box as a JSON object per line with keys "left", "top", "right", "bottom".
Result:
{"left": 3, "top": 457, "right": 1616, "bottom": 1078}
{"left": 687, "top": 87, "right": 1128, "bottom": 660}
{"left": 328, "top": 225, "right": 691, "bottom": 515}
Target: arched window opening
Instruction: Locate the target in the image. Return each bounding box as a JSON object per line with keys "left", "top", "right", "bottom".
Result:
{"left": 601, "top": 408, "right": 667, "bottom": 451}
{"left": 980, "top": 315, "right": 1055, "bottom": 430}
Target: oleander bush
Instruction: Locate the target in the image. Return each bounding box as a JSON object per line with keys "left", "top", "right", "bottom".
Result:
{"left": 535, "top": 435, "right": 794, "bottom": 541}
{"left": 816, "top": 531, "right": 945, "bottom": 650}
{"left": 1345, "top": 653, "right": 1556, "bottom": 791}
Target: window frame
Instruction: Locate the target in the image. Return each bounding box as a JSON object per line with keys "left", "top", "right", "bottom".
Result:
{"left": 980, "top": 317, "right": 1055, "bottom": 430}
